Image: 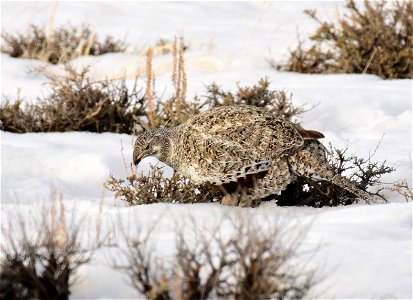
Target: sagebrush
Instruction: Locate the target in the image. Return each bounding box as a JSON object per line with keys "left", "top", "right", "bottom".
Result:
{"left": 272, "top": 0, "right": 412, "bottom": 79}
{"left": 0, "top": 191, "right": 101, "bottom": 300}
{"left": 0, "top": 65, "right": 145, "bottom": 133}
{"left": 113, "top": 216, "right": 316, "bottom": 300}
{"left": 106, "top": 143, "right": 222, "bottom": 205}
{"left": 198, "top": 78, "right": 307, "bottom": 122}
{"left": 1, "top": 23, "right": 125, "bottom": 64}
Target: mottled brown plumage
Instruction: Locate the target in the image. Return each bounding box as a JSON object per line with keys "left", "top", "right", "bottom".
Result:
{"left": 133, "top": 105, "right": 370, "bottom": 207}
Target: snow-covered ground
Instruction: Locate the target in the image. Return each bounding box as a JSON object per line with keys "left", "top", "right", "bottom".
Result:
{"left": 1, "top": 2, "right": 412, "bottom": 299}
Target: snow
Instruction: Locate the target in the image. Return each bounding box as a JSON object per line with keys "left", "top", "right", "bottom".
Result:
{"left": 1, "top": 1, "right": 412, "bottom": 299}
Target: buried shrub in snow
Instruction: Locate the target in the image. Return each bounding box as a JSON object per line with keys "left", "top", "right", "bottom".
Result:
{"left": 1, "top": 23, "right": 125, "bottom": 64}
{"left": 112, "top": 216, "right": 316, "bottom": 300}
{"left": 213, "top": 220, "right": 315, "bottom": 299}
{"left": 0, "top": 65, "right": 146, "bottom": 133}
{"left": 271, "top": 0, "right": 413, "bottom": 79}
{"left": 275, "top": 143, "right": 395, "bottom": 207}
{"left": 111, "top": 223, "right": 171, "bottom": 300}
{"left": 106, "top": 147, "right": 223, "bottom": 205}
{"left": 106, "top": 165, "right": 222, "bottom": 205}
{"left": 0, "top": 190, "right": 102, "bottom": 300}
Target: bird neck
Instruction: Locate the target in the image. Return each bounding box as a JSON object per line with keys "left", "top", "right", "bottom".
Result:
{"left": 153, "top": 127, "right": 175, "bottom": 166}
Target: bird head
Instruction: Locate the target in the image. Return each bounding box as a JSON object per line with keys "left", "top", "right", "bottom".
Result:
{"left": 133, "top": 129, "right": 169, "bottom": 166}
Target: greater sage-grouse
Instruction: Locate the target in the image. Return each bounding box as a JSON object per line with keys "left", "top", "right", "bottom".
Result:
{"left": 133, "top": 105, "right": 369, "bottom": 207}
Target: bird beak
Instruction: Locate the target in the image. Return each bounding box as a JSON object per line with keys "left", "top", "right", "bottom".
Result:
{"left": 133, "top": 149, "right": 143, "bottom": 166}
{"left": 134, "top": 158, "right": 141, "bottom": 166}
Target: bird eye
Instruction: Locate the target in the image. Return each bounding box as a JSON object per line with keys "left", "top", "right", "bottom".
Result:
{"left": 145, "top": 144, "right": 150, "bottom": 150}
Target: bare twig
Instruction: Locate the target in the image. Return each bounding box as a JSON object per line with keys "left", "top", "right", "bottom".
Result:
{"left": 0, "top": 190, "right": 103, "bottom": 299}
{"left": 112, "top": 214, "right": 317, "bottom": 299}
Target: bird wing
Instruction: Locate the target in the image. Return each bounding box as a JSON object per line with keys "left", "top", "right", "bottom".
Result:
{"left": 178, "top": 106, "right": 305, "bottom": 184}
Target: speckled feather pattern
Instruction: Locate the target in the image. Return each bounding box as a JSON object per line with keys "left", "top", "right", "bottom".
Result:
{"left": 170, "top": 105, "right": 303, "bottom": 184}
{"left": 133, "top": 105, "right": 370, "bottom": 207}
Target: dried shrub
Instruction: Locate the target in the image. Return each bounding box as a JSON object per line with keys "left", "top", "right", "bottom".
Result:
{"left": 198, "top": 78, "right": 307, "bottom": 122}
{"left": 0, "top": 97, "right": 40, "bottom": 133}
{"left": 0, "top": 65, "right": 145, "bottom": 133}
{"left": 215, "top": 218, "right": 315, "bottom": 300}
{"left": 0, "top": 190, "right": 101, "bottom": 300}
{"left": 273, "top": 0, "right": 413, "bottom": 79}
{"left": 105, "top": 147, "right": 222, "bottom": 205}
{"left": 112, "top": 224, "right": 171, "bottom": 300}
{"left": 113, "top": 216, "right": 316, "bottom": 300}
{"left": 173, "top": 223, "right": 231, "bottom": 300}
{"left": 151, "top": 97, "right": 206, "bottom": 129}
{"left": 275, "top": 142, "right": 395, "bottom": 207}
{"left": 269, "top": 36, "right": 337, "bottom": 74}
{"left": 1, "top": 23, "right": 125, "bottom": 64}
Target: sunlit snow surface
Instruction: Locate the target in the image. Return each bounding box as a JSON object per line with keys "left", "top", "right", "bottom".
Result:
{"left": 1, "top": 2, "right": 412, "bottom": 299}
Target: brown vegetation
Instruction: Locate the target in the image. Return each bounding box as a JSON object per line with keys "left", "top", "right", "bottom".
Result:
{"left": 0, "top": 66, "right": 145, "bottom": 133}
{"left": 106, "top": 145, "right": 222, "bottom": 205}
{"left": 199, "top": 77, "right": 307, "bottom": 122}
{"left": 113, "top": 216, "right": 316, "bottom": 300}
{"left": 1, "top": 23, "right": 125, "bottom": 64}
{"left": 272, "top": 0, "right": 413, "bottom": 79}
{"left": 0, "top": 190, "right": 101, "bottom": 300}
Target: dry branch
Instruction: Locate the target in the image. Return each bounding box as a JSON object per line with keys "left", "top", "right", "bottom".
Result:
{"left": 0, "top": 190, "right": 102, "bottom": 299}
{"left": 112, "top": 215, "right": 317, "bottom": 300}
